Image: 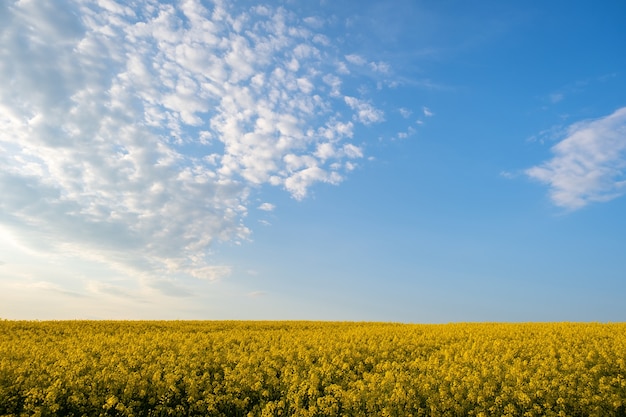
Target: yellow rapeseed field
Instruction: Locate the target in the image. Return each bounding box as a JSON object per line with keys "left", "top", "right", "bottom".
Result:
{"left": 1, "top": 321, "right": 625, "bottom": 416}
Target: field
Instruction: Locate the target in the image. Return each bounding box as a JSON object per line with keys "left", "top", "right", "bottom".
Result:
{"left": 1, "top": 321, "right": 625, "bottom": 417}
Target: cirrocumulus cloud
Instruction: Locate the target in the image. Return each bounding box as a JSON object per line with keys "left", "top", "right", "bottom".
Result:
{"left": 0, "top": 0, "right": 398, "bottom": 291}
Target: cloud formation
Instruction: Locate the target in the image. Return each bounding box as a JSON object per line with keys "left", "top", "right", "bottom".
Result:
{"left": 258, "top": 203, "right": 275, "bottom": 212}
{"left": 526, "top": 107, "right": 626, "bottom": 209}
{"left": 0, "top": 0, "right": 405, "bottom": 290}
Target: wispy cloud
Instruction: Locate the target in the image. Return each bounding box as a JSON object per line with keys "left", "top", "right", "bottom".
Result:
{"left": 399, "top": 108, "right": 412, "bottom": 119}
{"left": 397, "top": 127, "right": 417, "bottom": 140}
{"left": 87, "top": 281, "right": 143, "bottom": 300}
{"left": 258, "top": 203, "right": 276, "bottom": 212}
{"left": 188, "top": 265, "right": 232, "bottom": 281}
{"left": 16, "top": 281, "right": 86, "bottom": 298}
{"left": 345, "top": 54, "right": 367, "bottom": 66}
{"left": 369, "top": 61, "right": 390, "bottom": 74}
{"left": 526, "top": 107, "right": 626, "bottom": 210}
{"left": 543, "top": 74, "right": 617, "bottom": 107}
{"left": 549, "top": 93, "right": 564, "bottom": 104}
{"left": 0, "top": 0, "right": 407, "bottom": 290}
{"left": 344, "top": 96, "right": 385, "bottom": 125}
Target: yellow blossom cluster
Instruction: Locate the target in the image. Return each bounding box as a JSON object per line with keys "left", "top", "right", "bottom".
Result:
{"left": 1, "top": 321, "right": 625, "bottom": 416}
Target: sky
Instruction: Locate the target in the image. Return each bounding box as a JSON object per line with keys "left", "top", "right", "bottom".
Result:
{"left": 1, "top": 0, "right": 625, "bottom": 322}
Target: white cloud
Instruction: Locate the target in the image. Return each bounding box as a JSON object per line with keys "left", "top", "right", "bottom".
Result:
{"left": 343, "top": 144, "right": 363, "bottom": 159}
{"left": 188, "top": 265, "right": 232, "bottom": 281}
{"left": 0, "top": 0, "right": 403, "bottom": 296}
{"left": 549, "top": 93, "right": 564, "bottom": 103}
{"left": 297, "top": 77, "right": 314, "bottom": 94}
{"left": 17, "top": 281, "right": 86, "bottom": 298}
{"left": 323, "top": 74, "right": 342, "bottom": 97}
{"left": 315, "top": 143, "right": 337, "bottom": 161}
{"left": 423, "top": 106, "right": 434, "bottom": 117}
{"left": 526, "top": 107, "right": 626, "bottom": 210}
{"left": 284, "top": 166, "right": 342, "bottom": 200}
{"left": 87, "top": 281, "right": 140, "bottom": 300}
{"left": 312, "top": 34, "right": 330, "bottom": 46}
{"left": 399, "top": 108, "right": 412, "bottom": 118}
{"left": 96, "top": 0, "right": 134, "bottom": 16}
{"left": 369, "top": 61, "right": 390, "bottom": 74}
{"left": 258, "top": 202, "right": 275, "bottom": 212}
{"left": 303, "top": 16, "right": 325, "bottom": 29}
{"left": 345, "top": 54, "right": 366, "bottom": 65}
{"left": 397, "top": 126, "right": 417, "bottom": 139}
{"left": 336, "top": 61, "right": 350, "bottom": 75}
{"left": 345, "top": 96, "right": 385, "bottom": 125}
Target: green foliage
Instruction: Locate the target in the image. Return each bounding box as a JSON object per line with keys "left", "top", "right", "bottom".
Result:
{"left": 1, "top": 321, "right": 625, "bottom": 416}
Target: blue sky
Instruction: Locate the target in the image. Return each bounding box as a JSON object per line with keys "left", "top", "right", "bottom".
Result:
{"left": 1, "top": 0, "right": 625, "bottom": 322}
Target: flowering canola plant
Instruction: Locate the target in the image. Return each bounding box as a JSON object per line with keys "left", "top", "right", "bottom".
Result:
{"left": 1, "top": 321, "right": 625, "bottom": 416}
